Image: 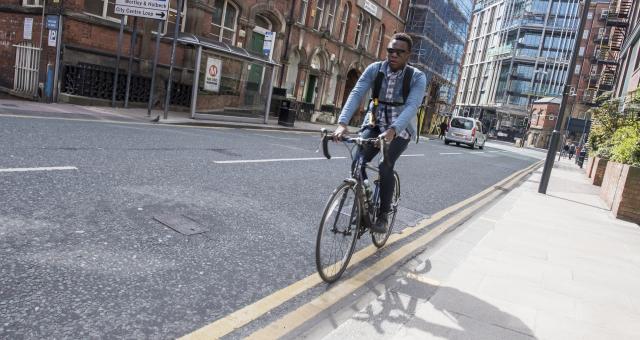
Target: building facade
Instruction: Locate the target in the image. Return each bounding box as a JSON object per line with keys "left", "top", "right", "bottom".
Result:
{"left": 612, "top": 0, "right": 639, "bottom": 100}
{"left": 455, "top": 0, "right": 582, "bottom": 141}
{"left": 0, "top": 0, "right": 409, "bottom": 122}
{"left": 405, "top": 0, "right": 474, "bottom": 134}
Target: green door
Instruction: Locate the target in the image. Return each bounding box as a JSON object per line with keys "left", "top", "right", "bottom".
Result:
{"left": 305, "top": 75, "right": 317, "bottom": 103}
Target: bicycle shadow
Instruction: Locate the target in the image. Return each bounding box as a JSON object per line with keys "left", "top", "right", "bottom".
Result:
{"left": 333, "top": 260, "right": 536, "bottom": 339}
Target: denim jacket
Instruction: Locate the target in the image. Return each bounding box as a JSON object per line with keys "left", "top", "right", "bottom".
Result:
{"left": 338, "top": 61, "right": 427, "bottom": 140}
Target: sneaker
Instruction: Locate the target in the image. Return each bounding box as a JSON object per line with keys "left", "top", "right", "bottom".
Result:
{"left": 371, "top": 213, "right": 388, "bottom": 233}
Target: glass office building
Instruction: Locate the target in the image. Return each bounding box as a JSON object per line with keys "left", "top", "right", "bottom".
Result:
{"left": 456, "top": 0, "right": 581, "bottom": 138}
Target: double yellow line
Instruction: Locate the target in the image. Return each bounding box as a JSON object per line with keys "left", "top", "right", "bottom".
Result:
{"left": 181, "top": 160, "right": 544, "bottom": 340}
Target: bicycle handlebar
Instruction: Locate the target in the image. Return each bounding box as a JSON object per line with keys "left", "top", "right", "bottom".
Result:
{"left": 320, "top": 128, "right": 387, "bottom": 161}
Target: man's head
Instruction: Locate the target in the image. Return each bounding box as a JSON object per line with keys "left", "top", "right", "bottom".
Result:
{"left": 386, "top": 33, "right": 412, "bottom": 71}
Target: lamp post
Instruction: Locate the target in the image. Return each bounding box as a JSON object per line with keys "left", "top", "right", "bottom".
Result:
{"left": 539, "top": 0, "right": 591, "bottom": 194}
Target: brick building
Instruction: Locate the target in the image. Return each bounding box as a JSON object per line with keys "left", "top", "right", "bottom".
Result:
{"left": 0, "top": 0, "right": 409, "bottom": 123}
{"left": 526, "top": 96, "right": 560, "bottom": 148}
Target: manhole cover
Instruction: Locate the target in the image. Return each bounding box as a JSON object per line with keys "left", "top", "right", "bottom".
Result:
{"left": 153, "top": 214, "right": 207, "bottom": 235}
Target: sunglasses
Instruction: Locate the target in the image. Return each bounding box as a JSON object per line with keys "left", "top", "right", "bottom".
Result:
{"left": 386, "top": 48, "right": 407, "bottom": 56}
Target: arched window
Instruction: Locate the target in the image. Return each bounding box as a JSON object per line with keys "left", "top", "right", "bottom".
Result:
{"left": 376, "top": 24, "right": 385, "bottom": 57}
{"left": 314, "top": 0, "right": 325, "bottom": 30}
{"left": 298, "top": 0, "right": 309, "bottom": 25}
{"left": 362, "top": 15, "right": 373, "bottom": 50}
{"left": 211, "top": 0, "right": 238, "bottom": 44}
{"left": 339, "top": 4, "right": 350, "bottom": 43}
{"left": 355, "top": 12, "right": 363, "bottom": 47}
{"left": 285, "top": 51, "right": 300, "bottom": 96}
{"left": 326, "top": 0, "right": 338, "bottom": 34}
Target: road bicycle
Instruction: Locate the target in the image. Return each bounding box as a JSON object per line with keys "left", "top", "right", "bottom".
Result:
{"left": 315, "top": 129, "right": 401, "bottom": 283}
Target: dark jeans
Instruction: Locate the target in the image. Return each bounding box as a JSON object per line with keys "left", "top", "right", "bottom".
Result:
{"left": 352, "top": 127, "right": 410, "bottom": 214}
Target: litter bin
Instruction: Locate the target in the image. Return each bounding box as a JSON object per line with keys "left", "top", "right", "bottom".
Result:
{"left": 278, "top": 99, "right": 296, "bottom": 127}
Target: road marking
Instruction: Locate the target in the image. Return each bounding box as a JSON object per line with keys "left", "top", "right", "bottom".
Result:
{"left": 400, "top": 154, "right": 424, "bottom": 157}
{"left": 439, "top": 152, "right": 462, "bottom": 155}
{"left": 0, "top": 166, "right": 78, "bottom": 173}
{"left": 213, "top": 157, "right": 346, "bottom": 164}
{"left": 179, "top": 160, "right": 544, "bottom": 340}
{"left": 471, "top": 151, "right": 486, "bottom": 154}
{"left": 489, "top": 151, "right": 501, "bottom": 153}
{"left": 252, "top": 133, "right": 296, "bottom": 140}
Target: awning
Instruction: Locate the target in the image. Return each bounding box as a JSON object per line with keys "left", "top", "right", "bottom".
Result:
{"left": 163, "top": 32, "right": 279, "bottom": 66}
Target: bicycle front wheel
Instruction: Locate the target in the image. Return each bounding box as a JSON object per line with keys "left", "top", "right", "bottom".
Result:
{"left": 316, "top": 182, "right": 360, "bottom": 283}
{"left": 372, "top": 171, "right": 400, "bottom": 248}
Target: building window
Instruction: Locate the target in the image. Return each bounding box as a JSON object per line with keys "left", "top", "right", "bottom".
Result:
{"left": 574, "top": 64, "right": 581, "bottom": 75}
{"left": 84, "top": 0, "right": 120, "bottom": 21}
{"left": 23, "top": 0, "right": 42, "bottom": 6}
{"left": 164, "top": 0, "right": 187, "bottom": 35}
{"left": 578, "top": 46, "right": 584, "bottom": 56}
{"left": 326, "top": 0, "right": 338, "bottom": 34}
{"left": 582, "top": 29, "right": 589, "bottom": 39}
{"left": 355, "top": 12, "right": 363, "bottom": 47}
{"left": 211, "top": 0, "right": 237, "bottom": 44}
{"left": 314, "top": 0, "right": 326, "bottom": 30}
{"left": 298, "top": 0, "right": 309, "bottom": 25}
{"left": 397, "top": 0, "right": 403, "bottom": 17}
{"left": 587, "top": 11, "right": 593, "bottom": 20}
{"left": 362, "top": 16, "right": 372, "bottom": 50}
{"left": 339, "top": 4, "right": 350, "bottom": 43}
{"left": 376, "top": 24, "right": 385, "bottom": 57}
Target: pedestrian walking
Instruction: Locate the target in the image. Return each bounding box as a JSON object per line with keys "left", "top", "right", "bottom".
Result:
{"left": 562, "top": 143, "right": 570, "bottom": 158}
{"left": 569, "top": 143, "right": 576, "bottom": 160}
{"left": 439, "top": 120, "right": 448, "bottom": 139}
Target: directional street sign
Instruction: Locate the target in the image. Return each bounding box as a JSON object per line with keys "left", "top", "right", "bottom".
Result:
{"left": 115, "top": 0, "right": 168, "bottom": 20}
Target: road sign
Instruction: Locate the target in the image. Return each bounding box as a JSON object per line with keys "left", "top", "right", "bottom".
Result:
{"left": 204, "top": 57, "right": 222, "bottom": 92}
{"left": 115, "top": 0, "right": 168, "bottom": 20}
{"left": 46, "top": 15, "right": 59, "bottom": 30}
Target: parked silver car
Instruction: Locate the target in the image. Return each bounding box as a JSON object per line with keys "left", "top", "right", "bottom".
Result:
{"left": 444, "top": 117, "right": 486, "bottom": 149}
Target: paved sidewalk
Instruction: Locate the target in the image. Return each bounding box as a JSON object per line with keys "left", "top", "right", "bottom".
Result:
{"left": 321, "top": 158, "right": 640, "bottom": 339}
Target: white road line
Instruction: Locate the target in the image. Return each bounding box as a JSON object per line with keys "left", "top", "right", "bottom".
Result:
{"left": 489, "top": 151, "right": 501, "bottom": 153}
{"left": 252, "top": 133, "right": 296, "bottom": 140}
{"left": 214, "top": 157, "right": 346, "bottom": 164}
{"left": 439, "top": 152, "right": 462, "bottom": 155}
{"left": 400, "top": 154, "right": 425, "bottom": 157}
{"left": 471, "top": 152, "right": 486, "bottom": 154}
{"left": 0, "top": 166, "right": 78, "bottom": 173}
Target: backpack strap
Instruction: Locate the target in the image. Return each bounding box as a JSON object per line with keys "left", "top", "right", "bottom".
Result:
{"left": 402, "top": 66, "right": 414, "bottom": 103}
{"left": 368, "top": 62, "right": 384, "bottom": 127}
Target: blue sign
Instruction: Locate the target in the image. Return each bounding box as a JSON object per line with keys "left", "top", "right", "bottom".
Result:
{"left": 46, "top": 15, "right": 59, "bottom": 30}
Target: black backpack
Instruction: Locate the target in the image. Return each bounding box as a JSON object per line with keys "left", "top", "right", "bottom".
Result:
{"left": 367, "top": 62, "right": 415, "bottom": 127}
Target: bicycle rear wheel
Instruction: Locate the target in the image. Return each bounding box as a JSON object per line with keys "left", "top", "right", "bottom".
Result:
{"left": 316, "top": 182, "right": 360, "bottom": 283}
{"left": 372, "top": 172, "right": 400, "bottom": 248}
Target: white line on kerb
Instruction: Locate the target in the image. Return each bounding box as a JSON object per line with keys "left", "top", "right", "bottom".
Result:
{"left": 214, "top": 157, "right": 347, "bottom": 164}
{"left": 400, "top": 154, "right": 425, "bottom": 157}
{"left": 440, "top": 152, "right": 462, "bottom": 155}
{"left": 0, "top": 166, "right": 78, "bottom": 173}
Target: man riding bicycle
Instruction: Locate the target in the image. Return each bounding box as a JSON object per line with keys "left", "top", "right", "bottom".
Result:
{"left": 333, "top": 32, "right": 427, "bottom": 234}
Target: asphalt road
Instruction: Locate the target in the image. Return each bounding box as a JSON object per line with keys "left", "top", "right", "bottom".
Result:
{"left": 0, "top": 114, "right": 541, "bottom": 338}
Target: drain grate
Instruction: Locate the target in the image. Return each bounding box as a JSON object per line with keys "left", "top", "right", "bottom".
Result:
{"left": 153, "top": 214, "right": 207, "bottom": 235}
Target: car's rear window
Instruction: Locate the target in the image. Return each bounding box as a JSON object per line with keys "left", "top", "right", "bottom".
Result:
{"left": 451, "top": 118, "right": 473, "bottom": 130}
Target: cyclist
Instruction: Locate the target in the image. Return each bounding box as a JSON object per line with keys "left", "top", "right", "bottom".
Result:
{"left": 333, "top": 32, "right": 427, "bottom": 233}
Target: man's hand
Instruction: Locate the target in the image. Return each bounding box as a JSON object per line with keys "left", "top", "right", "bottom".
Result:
{"left": 380, "top": 128, "right": 396, "bottom": 143}
{"left": 333, "top": 124, "right": 349, "bottom": 142}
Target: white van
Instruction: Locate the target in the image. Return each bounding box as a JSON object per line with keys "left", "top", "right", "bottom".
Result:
{"left": 444, "top": 117, "right": 487, "bottom": 149}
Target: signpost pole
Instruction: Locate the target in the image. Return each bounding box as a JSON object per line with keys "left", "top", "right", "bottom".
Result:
{"left": 148, "top": 20, "right": 163, "bottom": 117}
{"left": 112, "top": 16, "right": 125, "bottom": 107}
{"left": 190, "top": 46, "right": 202, "bottom": 119}
{"left": 53, "top": 14, "right": 63, "bottom": 102}
{"left": 124, "top": 16, "right": 138, "bottom": 108}
{"left": 163, "top": 0, "right": 185, "bottom": 120}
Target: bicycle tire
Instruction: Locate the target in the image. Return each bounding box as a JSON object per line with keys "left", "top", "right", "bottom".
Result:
{"left": 371, "top": 171, "right": 400, "bottom": 248}
{"left": 315, "top": 182, "right": 360, "bottom": 283}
